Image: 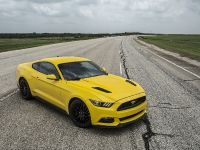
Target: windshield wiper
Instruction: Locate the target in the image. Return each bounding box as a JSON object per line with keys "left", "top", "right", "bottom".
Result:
{"left": 69, "top": 77, "right": 81, "bottom": 81}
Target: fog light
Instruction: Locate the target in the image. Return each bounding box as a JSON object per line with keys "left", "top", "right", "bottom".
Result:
{"left": 99, "top": 117, "right": 114, "bottom": 123}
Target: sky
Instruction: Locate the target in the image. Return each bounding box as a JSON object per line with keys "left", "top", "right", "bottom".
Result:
{"left": 0, "top": 0, "right": 200, "bottom": 34}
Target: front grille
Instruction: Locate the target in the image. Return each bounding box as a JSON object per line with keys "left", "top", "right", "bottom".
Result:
{"left": 117, "top": 96, "right": 146, "bottom": 111}
{"left": 119, "top": 110, "right": 144, "bottom": 121}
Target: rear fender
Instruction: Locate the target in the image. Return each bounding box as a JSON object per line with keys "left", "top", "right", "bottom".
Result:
{"left": 16, "top": 64, "right": 34, "bottom": 93}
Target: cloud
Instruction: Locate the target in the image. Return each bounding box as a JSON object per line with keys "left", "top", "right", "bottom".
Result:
{"left": 0, "top": 0, "right": 199, "bottom": 33}
{"left": 16, "top": 0, "right": 67, "bottom": 4}
{"left": 32, "top": 3, "right": 62, "bottom": 16}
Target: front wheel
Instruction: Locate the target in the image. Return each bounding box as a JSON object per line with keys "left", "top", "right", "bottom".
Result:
{"left": 19, "top": 78, "right": 32, "bottom": 100}
{"left": 69, "top": 99, "right": 91, "bottom": 128}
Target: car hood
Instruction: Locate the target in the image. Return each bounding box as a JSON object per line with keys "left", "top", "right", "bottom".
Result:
{"left": 68, "top": 74, "right": 145, "bottom": 102}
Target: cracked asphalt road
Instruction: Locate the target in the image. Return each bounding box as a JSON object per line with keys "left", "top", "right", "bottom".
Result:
{"left": 0, "top": 36, "right": 200, "bottom": 150}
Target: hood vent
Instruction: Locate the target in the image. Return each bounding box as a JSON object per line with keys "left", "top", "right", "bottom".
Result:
{"left": 93, "top": 87, "right": 111, "bottom": 93}
{"left": 126, "top": 80, "right": 136, "bottom": 86}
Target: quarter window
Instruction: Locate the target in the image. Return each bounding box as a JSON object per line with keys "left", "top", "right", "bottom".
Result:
{"left": 32, "top": 62, "right": 60, "bottom": 79}
{"left": 32, "top": 62, "right": 40, "bottom": 71}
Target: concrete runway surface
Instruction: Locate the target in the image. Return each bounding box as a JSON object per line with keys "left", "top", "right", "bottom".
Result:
{"left": 0, "top": 36, "right": 200, "bottom": 150}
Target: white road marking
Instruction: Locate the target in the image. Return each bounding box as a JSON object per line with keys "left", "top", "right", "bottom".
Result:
{"left": 0, "top": 89, "right": 19, "bottom": 102}
{"left": 120, "top": 62, "right": 122, "bottom": 75}
{"left": 146, "top": 48, "right": 200, "bottom": 79}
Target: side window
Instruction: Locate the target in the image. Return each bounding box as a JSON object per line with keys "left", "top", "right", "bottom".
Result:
{"left": 40, "top": 62, "right": 60, "bottom": 79}
{"left": 33, "top": 62, "right": 60, "bottom": 79}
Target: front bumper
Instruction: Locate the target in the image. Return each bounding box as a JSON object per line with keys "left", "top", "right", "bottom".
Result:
{"left": 88, "top": 93, "right": 147, "bottom": 127}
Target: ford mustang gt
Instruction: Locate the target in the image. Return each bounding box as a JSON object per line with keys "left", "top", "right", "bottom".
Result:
{"left": 16, "top": 57, "right": 147, "bottom": 128}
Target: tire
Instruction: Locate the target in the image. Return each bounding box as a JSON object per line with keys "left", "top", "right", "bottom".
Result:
{"left": 69, "top": 99, "right": 91, "bottom": 128}
{"left": 19, "top": 78, "right": 32, "bottom": 100}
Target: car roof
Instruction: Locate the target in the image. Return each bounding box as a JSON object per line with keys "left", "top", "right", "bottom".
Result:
{"left": 39, "top": 56, "right": 90, "bottom": 65}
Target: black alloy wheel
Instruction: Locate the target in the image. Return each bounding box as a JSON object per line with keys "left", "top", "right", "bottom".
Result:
{"left": 69, "top": 99, "right": 91, "bottom": 128}
{"left": 19, "top": 78, "right": 32, "bottom": 100}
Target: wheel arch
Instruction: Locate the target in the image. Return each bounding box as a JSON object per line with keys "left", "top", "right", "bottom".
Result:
{"left": 18, "top": 76, "right": 30, "bottom": 86}
{"left": 18, "top": 74, "right": 34, "bottom": 96}
{"left": 19, "top": 76, "right": 25, "bottom": 82}
{"left": 67, "top": 95, "right": 92, "bottom": 114}
{"left": 67, "top": 97, "right": 82, "bottom": 113}
{"left": 17, "top": 76, "right": 26, "bottom": 87}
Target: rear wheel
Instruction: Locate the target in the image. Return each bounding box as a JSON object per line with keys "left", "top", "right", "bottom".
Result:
{"left": 69, "top": 99, "right": 91, "bottom": 128}
{"left": 19, "top": 78, "right": 32, "bottom": 100}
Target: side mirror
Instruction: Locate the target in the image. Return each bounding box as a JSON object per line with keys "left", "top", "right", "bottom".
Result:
{"left": 102, "top": 67, "right": 108, "bottom": 75}
{"left": 102, "top": 67, "right": 106, "bottom": 72}
{"left": 46, "top": 74, "right": 58, "bottom": 81}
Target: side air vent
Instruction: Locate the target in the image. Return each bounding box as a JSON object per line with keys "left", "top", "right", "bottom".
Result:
{"left": 93, "top": 87, "right": 111, "bottom": 93}
{"left": 126, "top": 80, "right": 136, "bottom": 86}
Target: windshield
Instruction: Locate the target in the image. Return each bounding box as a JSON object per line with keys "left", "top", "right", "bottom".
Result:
{"left": 58, "top": 61, "right": 107, "bottom": 80}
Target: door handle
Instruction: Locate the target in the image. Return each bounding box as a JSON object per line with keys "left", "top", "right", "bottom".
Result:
{"left": 32, "top": 75, "right": 39, "bottom": 79}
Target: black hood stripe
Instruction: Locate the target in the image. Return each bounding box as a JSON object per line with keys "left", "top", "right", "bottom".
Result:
{"left": 126, "top": 80, "right": 137, "bottom": 86}
{"left": 92, "top": 87, "right": 111, "bottom": 93}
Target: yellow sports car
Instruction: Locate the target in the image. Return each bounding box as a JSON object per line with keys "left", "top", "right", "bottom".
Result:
{"left": 16, "top": 57, "right": 147, "bottom": 128}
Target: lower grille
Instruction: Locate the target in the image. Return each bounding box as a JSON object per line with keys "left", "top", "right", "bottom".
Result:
{"left": 117, "top": 96, "right": 146, "bottom": 111}
{"left": 119, "top": 110, "right": 144, "bottom": 121}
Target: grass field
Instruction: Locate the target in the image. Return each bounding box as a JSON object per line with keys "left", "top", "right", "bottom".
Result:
{"left": 0, "top": 32, "right": 137, "bottom": 53}
{"left": 139, "top": 35, "right": 200, "bottom": 61}
{"left": 0, "top": 37, "right": 95, "bottom": 53}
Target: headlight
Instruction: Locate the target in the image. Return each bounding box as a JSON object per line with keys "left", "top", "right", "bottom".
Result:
{"left": 89, "top": 99, "right": 113, "bottom": 108}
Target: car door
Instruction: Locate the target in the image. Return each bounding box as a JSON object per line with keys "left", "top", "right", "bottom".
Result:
{"left": 32, "top": 62, "right": 65, "bottom": 109}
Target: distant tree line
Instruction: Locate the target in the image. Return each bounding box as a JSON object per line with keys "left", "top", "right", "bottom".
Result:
{"left": 0, "top": 32, "right": 152, "bottom": 38}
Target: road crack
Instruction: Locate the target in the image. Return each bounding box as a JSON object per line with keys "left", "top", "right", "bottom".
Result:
{"left": 183, "top": 79, "right": 200, "bottom": 82}
{"left": 157, "top": 102, "right": 172, "bottom": 106}
{"left": 142, "top": 114, "right": 176, "bottom": 150}
{"left": 119, "top": 40, "right": 130, "bottom": 79}
{"left": 148, "top": 105, "right": 191, "bottom": 110}
{"left": 149, "top": 102, "right": 191, "bottom": 110}
{"left": 119, "top": 39, "right": 175, "bottom": 150}
{"left": 141, "top": 114, "right": 155, "bottom": 150}
{"left": 135, "top": 37, "right": 200, "bottom": 100}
